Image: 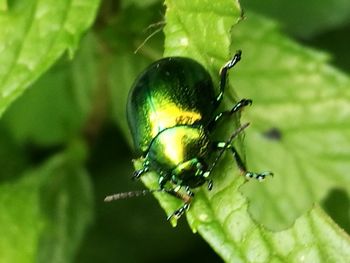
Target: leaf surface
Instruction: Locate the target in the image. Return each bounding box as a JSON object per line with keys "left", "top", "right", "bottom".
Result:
{"left": 0, "top": 0, "right": 100, "bottom": 116}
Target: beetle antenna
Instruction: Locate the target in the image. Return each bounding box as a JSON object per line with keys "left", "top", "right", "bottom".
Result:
{"left": 104, "top": 189, "right": 162, "bottom": 202}
{"left": 207, "top": 122, "right": 250, "bottom": 175}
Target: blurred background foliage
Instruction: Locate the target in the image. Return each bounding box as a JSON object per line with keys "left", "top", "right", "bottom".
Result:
{"left": 0, "top": 0, "right": 349, "bottom": 262}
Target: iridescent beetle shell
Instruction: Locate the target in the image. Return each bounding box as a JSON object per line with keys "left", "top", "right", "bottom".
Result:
{"left": 106, "top": 51, "right": 273, "bottom": 220}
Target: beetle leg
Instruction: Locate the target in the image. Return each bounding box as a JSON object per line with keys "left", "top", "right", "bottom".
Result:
{"left": 207, "top": 98, "right": 252, "bottom": 131}
{"left": 215, "top": 50, "right": 242, "bottom": 107}
{"left": 167, "top": 203, "right": 191, "bottom": 221}
{"left": 230, "top": 99, "right": 252, "bottom": 113}
{"left": 161, "top": 187, "right": 193, "bottom": 220}
{"left": 132, "top": 166, "right": 149, "bottom": 180}
{"left": 207, "top": 179, "right": 213, "bottom": 190}
{"left": 184, "top": 186, "right": 194, "bottom": 197}
{"left": 132, "top": 159, "right": 151, "bottom": 180}
{"left": 166, "top": 194, "right": 192, "bottom": 220}
{"left": 158, "top": 174, "right": 168, "bottom": 189}
{"left": 214, "top": 142, "right": 273, "bottom": 181}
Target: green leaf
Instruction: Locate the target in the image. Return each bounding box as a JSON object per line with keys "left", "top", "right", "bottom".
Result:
{"left": 104, "top": 3, "right": 165, "bottom": 142}
{"left": 0, "top": 0, "right": 100, "bottom": 117}
{"left": 233, "top": 13, "right": 350, "bottom": 231}
{"left": 164, "top": 0, "right": 242, "bottom": 76}
{"left": 104, "top": 0, "right": 350, "bottom": 261}
{"left": 135, "top": 0, "right": 245, "bottom": 225}
{"left": 0, "top": 126, "right": 28, "bottom": 180}
{"left": 148, "top": 1, "right": 350, "bottom": 262}
{"left": 243, "top": 0, "right": 350, "bottom": 38}
{"left": 1, "top": 34, "right": 99, "bottom": 146}
{"left": 109, "top": 53, "right": 158, "bottom": 144}
{"left": 121, "top": 0, "right": 161, "bottom": 8}
{"left": 0, "top": 0, "right": 7, "bottom": 11}
{"left": 0, "top": 142, "right": 93, "bottom": 263}
{"left": 0, "top": 168, "right": 43, "bottom": 263}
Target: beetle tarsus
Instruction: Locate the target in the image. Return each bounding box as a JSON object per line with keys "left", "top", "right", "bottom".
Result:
{"left": 132, "top": 167, "right": 149, "bottom": 180}
{"left": 222, "top": 50, "right": 242, "bottom": 71}
{"left": 215, "top": 50, "right": 243, "bottom": 107}
{"left": 167, "top": 203, "right": 190, "bottom": 221}
{"left": 185, "top": 186, "right": 195, "bottom": 197}
{"left": 245, "top": 171, "right": 274, "bottom": 181}
{"left": 207, "top": 179, "right": 213, "bottom": 191}
{"left": 230, "top": 99, "right": 252, "bottom": 114}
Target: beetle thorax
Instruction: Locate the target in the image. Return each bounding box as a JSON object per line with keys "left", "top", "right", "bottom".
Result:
{"left": 147, "top": 125, "right": 210, "bottom": 172}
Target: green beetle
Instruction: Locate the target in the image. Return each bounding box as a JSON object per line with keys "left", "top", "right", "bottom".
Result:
{"left": 106, "top": 51, "right": 272, "bottom": 220}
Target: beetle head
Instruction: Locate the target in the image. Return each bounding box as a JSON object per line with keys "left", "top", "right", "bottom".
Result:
{"left": 171, "top": 158, "right": 208, "bottom": 188}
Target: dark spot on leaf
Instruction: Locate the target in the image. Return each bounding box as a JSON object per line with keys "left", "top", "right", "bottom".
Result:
{"left": 263, "top": 127, "right": 282, "bottom": 141}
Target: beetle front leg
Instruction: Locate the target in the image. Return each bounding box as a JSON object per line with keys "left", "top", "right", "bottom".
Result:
{"left": 166, "top": 189, "right": 192, "bottom": 221}
{"left": 214, "top": 142, "right": 273, "bottom": 181}
{"left": 132, "top": 158, "right": 151, "bottom": 180}
{"left": 158, "top": 174, "right": 168, "bottom": 189}
{"left": 167, "top": 202, "right": 191, "bottom": 221}
{"left": 132, "top": 167, "right": 149, "bottom": 180}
